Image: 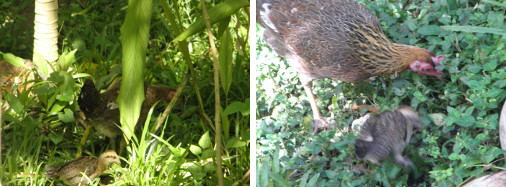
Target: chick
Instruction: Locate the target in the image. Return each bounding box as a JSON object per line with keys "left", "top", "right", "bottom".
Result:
{"left": 354, "top": 105, "right": 423, "bottom": 167}
{"left": 45, "top": 150, "right": 121, "bottom": 186}
{"left": 463, "top": 171, "right": 506, "bottom": 187}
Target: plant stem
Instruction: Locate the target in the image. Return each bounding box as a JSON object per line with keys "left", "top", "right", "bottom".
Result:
{"left": 153, "top": 74, "right": 189, "bottom": 134}
{"left": 200, "top": 0, "right": 223, "bottom": 185}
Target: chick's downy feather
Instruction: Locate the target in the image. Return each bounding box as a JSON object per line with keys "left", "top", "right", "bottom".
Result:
{"left": 354, "top": 106, "right": 423, "bottom": 167}
{"left": 45, "top": 150, "right": 120, "bottom": 186}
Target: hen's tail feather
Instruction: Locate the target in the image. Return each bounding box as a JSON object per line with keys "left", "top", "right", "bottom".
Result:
{"left": 45, "top": 165, "right": 58, "bottom": 179}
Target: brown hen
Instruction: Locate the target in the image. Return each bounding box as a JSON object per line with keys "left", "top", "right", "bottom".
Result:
{"left": 258, "top": 0, "right": 445, "bottom": 134}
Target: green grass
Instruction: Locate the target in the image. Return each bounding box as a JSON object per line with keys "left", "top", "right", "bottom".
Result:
{"left": 1, "top": 0, "right": 249, "bottom": 185}
{"left": 256, "top": 0, "right": 506, "bottom": 186}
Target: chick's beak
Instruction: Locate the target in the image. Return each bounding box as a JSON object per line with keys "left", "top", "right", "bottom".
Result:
{"left": 114, "top": 157, "right": 121, "bottom": 164}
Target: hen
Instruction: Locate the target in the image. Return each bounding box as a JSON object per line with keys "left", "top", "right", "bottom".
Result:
{"left": 78, "top": 79, "right": 176, "bottom": 153}
{"left": 257, "top": 0, "right": 445, "bottom": 134}
{"left": 45, "top": 150, "right": 121, "bottom": 186}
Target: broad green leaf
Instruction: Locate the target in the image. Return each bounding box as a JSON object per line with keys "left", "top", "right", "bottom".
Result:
{"left": 217, "top": 17, "right": 231, "bottom": 39}
{"left": 225, "top": 137, "right": 246, "bottom": 149}
{"left": 483, "top": 60, "right": 497, "bottom": 71}
{"left": 6, "top": 92, "right": 24, "bottom": 114}
{"left": 186, "top": 162, "right": 203, "bottom": 173}
{"left": 300, "top": 170, "right": 312, "bottom": 187}
{"left": 48, "top": 71, "right": 75, "bottom": 102}
{"left": 48, "top": 132, "right": 63, "bottom": 144}
{"left": 57, "top": 49, "right": 77, "bottom": 71}
{"left": 467, "top": 64, "right": 482, "bottom": 73}
{"left": 199, "top": 131, "right": 212, "bottom": 149}
{"left": 118, "top": 0, "right": 153, "bottom": 140}
{"left": 455, "top": 115, "right": 475, "bottom": 127}
{"left": 201, "top": 149, "right": 215, "bottom": 159}
{"left": 190, "top": 144, "right": 202, "bottom": 155}
{"left": 223, "top": 100, "right": 249, "bottom": 116}
{"left": 307, "top": 173, "right": 321, "bottom": 186}
{"left": 418, "top": 25, "right": 441, "bottom": 35}
{"left": 203, "top": 163, "right": 217, "bottom": 173}
{"left": 57, "top": 108, "right": 74, "bottom": 123}
{"left": 172, "top": 0, "right": 249, "bottom": 42}
{"left": 49, "top": 101, "right": 66, "bottom": 114}
{"left": 486, "top": 88, "right": 503, "bottom": 98}
{"left": 3, "top": 53, "right": 25, "bottom": 67}
{"left": 268, "top": 171, "right": 290, "bottom": 187}
{"left": 219, "top": 28, "right": 233, "bottom": 96}
{"left": 259, "top": 156, "right": 270, "bottom": 187}
{"left": 273, "top": 149, "right": 279, "bottom": 173}
{"left": 33, "top": 53, "right": 50, "bottom": 78}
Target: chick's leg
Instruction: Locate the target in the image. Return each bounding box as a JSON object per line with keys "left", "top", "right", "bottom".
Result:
{"left": 299, "top": 74, "right": 328, "bottom": 135}
{"left": 76, "top": 111, "right": 91, "bottom": 158}
{"left": 393, "top": 143, "right": 413, "bottom": 168}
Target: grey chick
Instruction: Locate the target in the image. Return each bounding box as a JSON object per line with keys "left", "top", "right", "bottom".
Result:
{"left": 45, "top": 150, "right": 121, "bottom": 186}
{"left": 354, "top": 105, "right": 423, "bottom": 167}
{"left": 463, "top": 171, "right": 506, "bottom": 187}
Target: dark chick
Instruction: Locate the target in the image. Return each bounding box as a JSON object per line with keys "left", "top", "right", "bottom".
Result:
{"left": 45, "top": 150, "right": 121, "bottom": 186}
{"left": 258, "top": 0, "right": 444, "bottom": 134}
{"left": 355, "top": 106, "right": 423, "bottom": 168}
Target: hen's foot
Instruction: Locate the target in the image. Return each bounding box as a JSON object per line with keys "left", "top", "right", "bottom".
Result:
{"left": 312, "top": 118, "right": 329, "bottom": 135}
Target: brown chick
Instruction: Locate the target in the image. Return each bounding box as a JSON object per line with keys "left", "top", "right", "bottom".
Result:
{"left": 45, "top": 150, "right": 121, "bottom": 186}
{"left": 463, "top": 171, "right": 506, "bottom": 187}
{"left": 78, "top": 79, "right": 176, "bottom": 151}
{"left": 257, "top": 0, "right": 445, "bottom": 134}
{"left": 354, "top": 106, "right": 423, "bottom": 168}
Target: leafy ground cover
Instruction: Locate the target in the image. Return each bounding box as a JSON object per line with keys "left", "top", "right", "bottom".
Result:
{"left": 1, "top": 0, "right": 249, "bottom": 185}
{"left": 257, "top": 0, "right": 506, "bottom": 186}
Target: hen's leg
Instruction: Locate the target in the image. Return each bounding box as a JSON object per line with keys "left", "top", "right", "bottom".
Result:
{"left": 299, "top": 74, "right": 328, "bottom": 135}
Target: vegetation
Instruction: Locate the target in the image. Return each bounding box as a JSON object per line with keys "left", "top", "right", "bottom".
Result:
{"left": 1, "top": 0, "right": 249, "bottom": 185}
{"left": 257, "top": 0, "right": 505, "bottom": 186}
